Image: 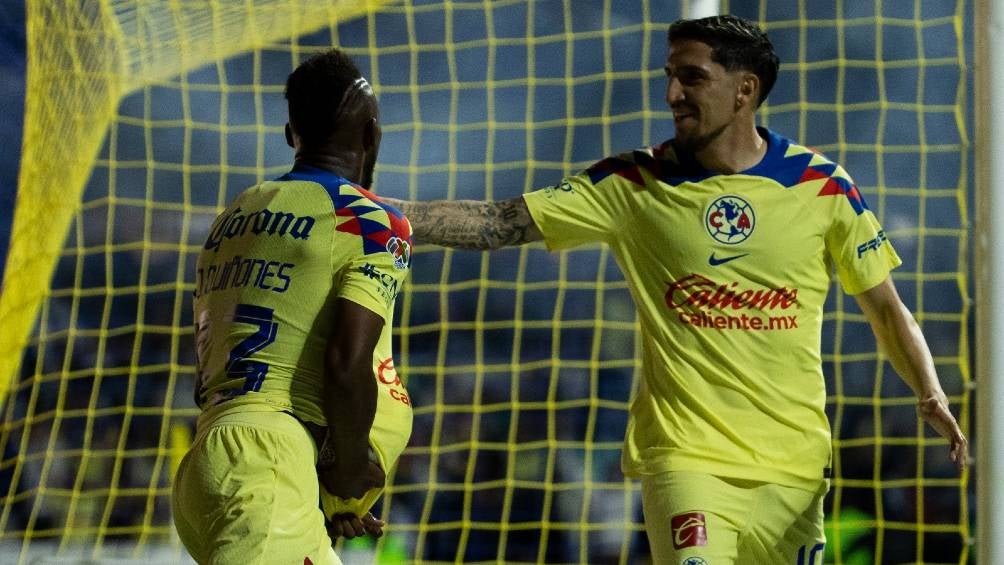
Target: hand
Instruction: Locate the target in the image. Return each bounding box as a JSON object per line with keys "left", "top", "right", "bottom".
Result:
{"left": 917, "top": 393, "right": 968, "bottom": 472}
{"left": 326, "top": 511, "right": 385, "bottom": 540}
{"left": 318, "top": 458, "right": 386, "bottom": 501}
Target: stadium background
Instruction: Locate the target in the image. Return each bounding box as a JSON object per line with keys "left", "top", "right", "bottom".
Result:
{"left": 0, "top": 0, "right": 974, "bottom": 563}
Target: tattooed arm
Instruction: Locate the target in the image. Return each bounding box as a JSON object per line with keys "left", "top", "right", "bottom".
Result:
{"left": 380, "top": 196, "right": 543, "bottom": 250}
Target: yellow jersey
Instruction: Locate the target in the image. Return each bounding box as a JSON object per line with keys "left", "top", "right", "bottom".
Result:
{"left": 523, "top": 128, "right": 900, "bottom": 490}
{"left": 193, "top": 163, "right": 414, "bottom": 473}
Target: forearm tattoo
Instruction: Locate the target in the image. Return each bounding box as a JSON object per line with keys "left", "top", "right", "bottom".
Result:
{"left": 385, "top": 196, "right": 541, "bottom": 250}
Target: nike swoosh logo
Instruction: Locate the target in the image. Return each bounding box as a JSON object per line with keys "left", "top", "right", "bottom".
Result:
{"left": 708, "top": 252, "right": 748, "bottom": 266}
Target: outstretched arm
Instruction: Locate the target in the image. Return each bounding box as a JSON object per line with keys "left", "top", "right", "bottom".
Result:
{"left": 855, "top": 276, "right": 968, "bottom": 471}
{"left": 381, "top": 195, "right": 543, "bottom": 250}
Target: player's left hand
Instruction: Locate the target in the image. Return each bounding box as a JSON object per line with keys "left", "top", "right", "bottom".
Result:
{"left": 318, "top": 458, "right": 385, "bottom": 501}
{"left": 917, "top": 392, "right": 968, "bottom": 472}
{"left": 326, "top": 511, "right": 385, "bottom": 540}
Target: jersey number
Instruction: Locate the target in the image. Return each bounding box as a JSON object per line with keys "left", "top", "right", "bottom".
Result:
{"left": 795, "top": 542, "right": 825, "bottom": 565}
{"left": 226, "top": 303, "right": 279, "bottom": 393}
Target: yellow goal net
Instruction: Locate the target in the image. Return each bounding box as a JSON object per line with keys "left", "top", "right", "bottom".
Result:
{"left": 0, "top": 1, "right": 971, "bottom": 563}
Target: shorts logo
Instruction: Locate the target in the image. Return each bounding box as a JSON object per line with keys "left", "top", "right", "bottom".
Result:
{"left": 386, "top": 236, "right": 412, "bottom": 270}
{"left": 681, "top": 558, "right": 708, "bottom": 565}
{"left": 672, "top": 511, "right": 708, "bottom": 549}
{"left": 705, "top": 195, "right": 755, "bottom": 244}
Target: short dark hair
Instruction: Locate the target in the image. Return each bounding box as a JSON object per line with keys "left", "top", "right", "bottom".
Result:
{"left": 668, "top": 15, "right": 779, "bottom": 107}
{"left": 284, "top": 48, "right": 364, "bottom": 145}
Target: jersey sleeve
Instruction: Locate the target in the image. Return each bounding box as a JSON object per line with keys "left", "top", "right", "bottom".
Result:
{"left": 523, "top": 156, "right": 635, "bottom": 250}
{"left": 335, "top": 241, "right": 409, "bottom": 322}
{"left": 823, "top": 168, "right": 902, "bottom": 295}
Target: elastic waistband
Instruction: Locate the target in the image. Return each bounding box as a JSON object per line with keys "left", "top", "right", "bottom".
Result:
{"left": 197, "top": 405, "right": 310, "bottom": 441}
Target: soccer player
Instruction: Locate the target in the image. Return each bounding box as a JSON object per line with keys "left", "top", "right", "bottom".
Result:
{"left": 172, "top": 49, "right": 414, "bottom": 564}
{"left": 381, "top": 15, "right": 968, "bottom": 565}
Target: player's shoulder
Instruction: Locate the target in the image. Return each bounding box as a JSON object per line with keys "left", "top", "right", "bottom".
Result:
{"left": 274, "top": 162, "right": 407, "bottom": 217}
{"left": 748, "top": 129, "right": 856, "bottom": 188}
{"left": 275, "top": 164, "right": 413, "bottom": 267}
{"left": 752, "top": 129, "right": 870, "bottom": 215}
{"left": 582, "top": 140, "right": 714, "bottom": 189}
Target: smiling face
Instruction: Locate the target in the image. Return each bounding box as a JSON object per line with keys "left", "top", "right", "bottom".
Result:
{"left": 665, "top": 39, "right": 753, "bottom": 152}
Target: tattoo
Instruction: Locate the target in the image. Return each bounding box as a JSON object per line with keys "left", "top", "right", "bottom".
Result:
{"left": 382, "top": 196, "right": 542, "bottom": 250}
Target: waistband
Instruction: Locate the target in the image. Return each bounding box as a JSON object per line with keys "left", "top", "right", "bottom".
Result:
{"left": 196, "top": 403, "right": 321, "bottom": 444}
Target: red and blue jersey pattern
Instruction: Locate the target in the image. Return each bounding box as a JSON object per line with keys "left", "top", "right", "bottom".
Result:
{"left": 585, "top": 128, "right": 869, "bottom": 216}
{"left": 278, "top": 163, "right": 413, "bottom": 269}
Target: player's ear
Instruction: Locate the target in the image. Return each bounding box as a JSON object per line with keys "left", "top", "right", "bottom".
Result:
{"left": 285, "top": 123, "right": 295, "bottom": 149}
{"left": 736, "top": 73, "right": 759, "bottom": 111}
{"left": 362, "top": 117, "right": 380, "bottom": 154}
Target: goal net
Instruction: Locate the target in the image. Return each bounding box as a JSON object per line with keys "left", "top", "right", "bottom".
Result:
{"left": 0, "top": 1, "right": 971, "bottom": 563}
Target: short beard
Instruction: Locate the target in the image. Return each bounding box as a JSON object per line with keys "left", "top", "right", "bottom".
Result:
{"left": 674, "top": 121, "right": 729, "bottom": 153}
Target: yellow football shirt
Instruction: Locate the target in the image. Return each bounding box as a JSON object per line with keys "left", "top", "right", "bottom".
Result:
{"left": 523, "top": 127, "right": 900, "bottom": 490}
{"left": 193, "top": 163, "right": 414, "bottom": 472}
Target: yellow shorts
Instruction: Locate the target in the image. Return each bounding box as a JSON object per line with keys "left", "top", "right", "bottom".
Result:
{"left": 641, "top": 471, "right": 828, "bottom": 565}
{"left": 172, "top": 409, "right": 340, "bottom": 565}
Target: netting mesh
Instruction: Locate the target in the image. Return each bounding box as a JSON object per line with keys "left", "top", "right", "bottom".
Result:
{"left": 0, "top": 1, "right": 970, "bottom": 563}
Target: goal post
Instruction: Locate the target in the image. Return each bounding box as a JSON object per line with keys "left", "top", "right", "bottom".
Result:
{"left": 975, "top": 0, "right": 1004, "bottom": 563}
